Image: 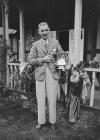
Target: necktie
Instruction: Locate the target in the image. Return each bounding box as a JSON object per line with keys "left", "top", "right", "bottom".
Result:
{"left": 45, "top": 42, "right": 49, "bottom": 54}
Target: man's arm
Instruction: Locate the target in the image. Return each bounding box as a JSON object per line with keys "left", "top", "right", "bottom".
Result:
{"left": 28, "top": 43, "right": 54, "bottom": 65}
{"left": 28, "top": 44, "right": 43, "bottom": 66}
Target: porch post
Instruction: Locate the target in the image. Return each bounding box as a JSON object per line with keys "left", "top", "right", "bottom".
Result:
{"left": 5, "top": 5, "right": 9, "bottom": 47}
{"left": 1, "top": 0, "right": 9, "bottom": 87}
{"left": 73, "top": 0, "right": 82, "bottom": 66}
{"left": 5, "top": 3, "right": 10, "bottom": 87}
{"left": 19, "top": 8, "right": 25, "bottom": 63}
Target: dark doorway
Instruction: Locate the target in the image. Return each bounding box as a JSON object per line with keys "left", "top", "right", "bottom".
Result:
{"left": 58, "top": 30, "right": 69, "bottom": 51}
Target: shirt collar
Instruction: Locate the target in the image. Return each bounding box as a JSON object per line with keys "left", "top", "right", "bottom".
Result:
{"left": 41, "top": 38, "right": 49, "bottom": 45}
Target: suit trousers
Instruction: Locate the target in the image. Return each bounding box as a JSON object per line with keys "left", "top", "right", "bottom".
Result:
{"left": 36, "top": 67, "right": 59, "bottom": 125}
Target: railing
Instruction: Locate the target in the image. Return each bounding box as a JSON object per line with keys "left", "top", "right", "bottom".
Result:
{"left": 84, "top": 68, "right": 100, "bottom": 107}
{"left": 7, "top": 63, "right": 21, "bottom": 91}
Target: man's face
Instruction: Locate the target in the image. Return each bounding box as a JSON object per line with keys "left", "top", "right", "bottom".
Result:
{"left": 38, "top": 24, "right": 50, "bottom": 40}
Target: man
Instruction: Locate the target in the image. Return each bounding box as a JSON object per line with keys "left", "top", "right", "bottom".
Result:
{"left": 28, "top": 22, "right": 69, "bottom": 130}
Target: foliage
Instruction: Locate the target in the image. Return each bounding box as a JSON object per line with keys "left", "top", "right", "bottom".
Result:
{"left": 20, "top": 63, "right": 36, "bottom": 98}
{"left": 0, "top": 38, "right": 5, "bottom": 46}
{"left": 6, "top": 63, "right": 36, "bottom": 108}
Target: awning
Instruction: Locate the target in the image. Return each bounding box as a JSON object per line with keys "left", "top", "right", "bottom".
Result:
{"left": 0, "top": 27, "right": 17, "bottom": 36}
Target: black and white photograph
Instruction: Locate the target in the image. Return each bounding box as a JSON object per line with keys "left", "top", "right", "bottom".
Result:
{"left": 0, "top": 0, "right": 100, "bottom": 140}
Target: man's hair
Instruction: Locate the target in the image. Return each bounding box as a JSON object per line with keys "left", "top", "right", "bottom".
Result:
{"left": 38, "top": 22, "right": 49, "bottom": 29}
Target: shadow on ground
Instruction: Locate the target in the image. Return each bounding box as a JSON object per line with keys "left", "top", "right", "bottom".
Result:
{"left": 0, "top": 93, "right": 100, "bottom": 140}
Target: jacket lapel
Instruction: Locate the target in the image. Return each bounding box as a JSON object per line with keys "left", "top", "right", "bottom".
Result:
{"left": 48, "top": 39, "right": 54, "bottom": 55}
{"left": 39, "top": 40, "right": 48, "bottom": 55}
{"left": 38, "top": 39, "right": 54, "bottom": 55}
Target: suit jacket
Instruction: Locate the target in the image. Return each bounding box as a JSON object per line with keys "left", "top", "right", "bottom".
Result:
{"left": 28, "top": 38, "right": 64, "bottom": 81}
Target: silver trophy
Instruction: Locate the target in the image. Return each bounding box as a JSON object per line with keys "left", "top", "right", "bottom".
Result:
{"left": 55, "top": 51, "right": 69, "bottom": 71}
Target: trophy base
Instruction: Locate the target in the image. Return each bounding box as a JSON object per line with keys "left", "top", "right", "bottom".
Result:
{"left": 57, "top": 66, "right": 66, "bottom": 71}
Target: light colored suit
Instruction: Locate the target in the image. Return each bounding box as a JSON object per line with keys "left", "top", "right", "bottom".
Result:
{"left": 28, "top": 38, "right": 63, "bottom": 81}
{"left": 28, "top": 38, "right": 63, "bottom": 124}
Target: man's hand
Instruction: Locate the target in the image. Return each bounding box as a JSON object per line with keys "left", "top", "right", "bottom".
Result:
{"left": 42, "top": 55, "right": 54, "bottom": 63}
{"left": 65, "top": 64, "right": 71, "bottom": 70}
{"left": 51, "top": 49, "right": 57, "bottom": 56}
